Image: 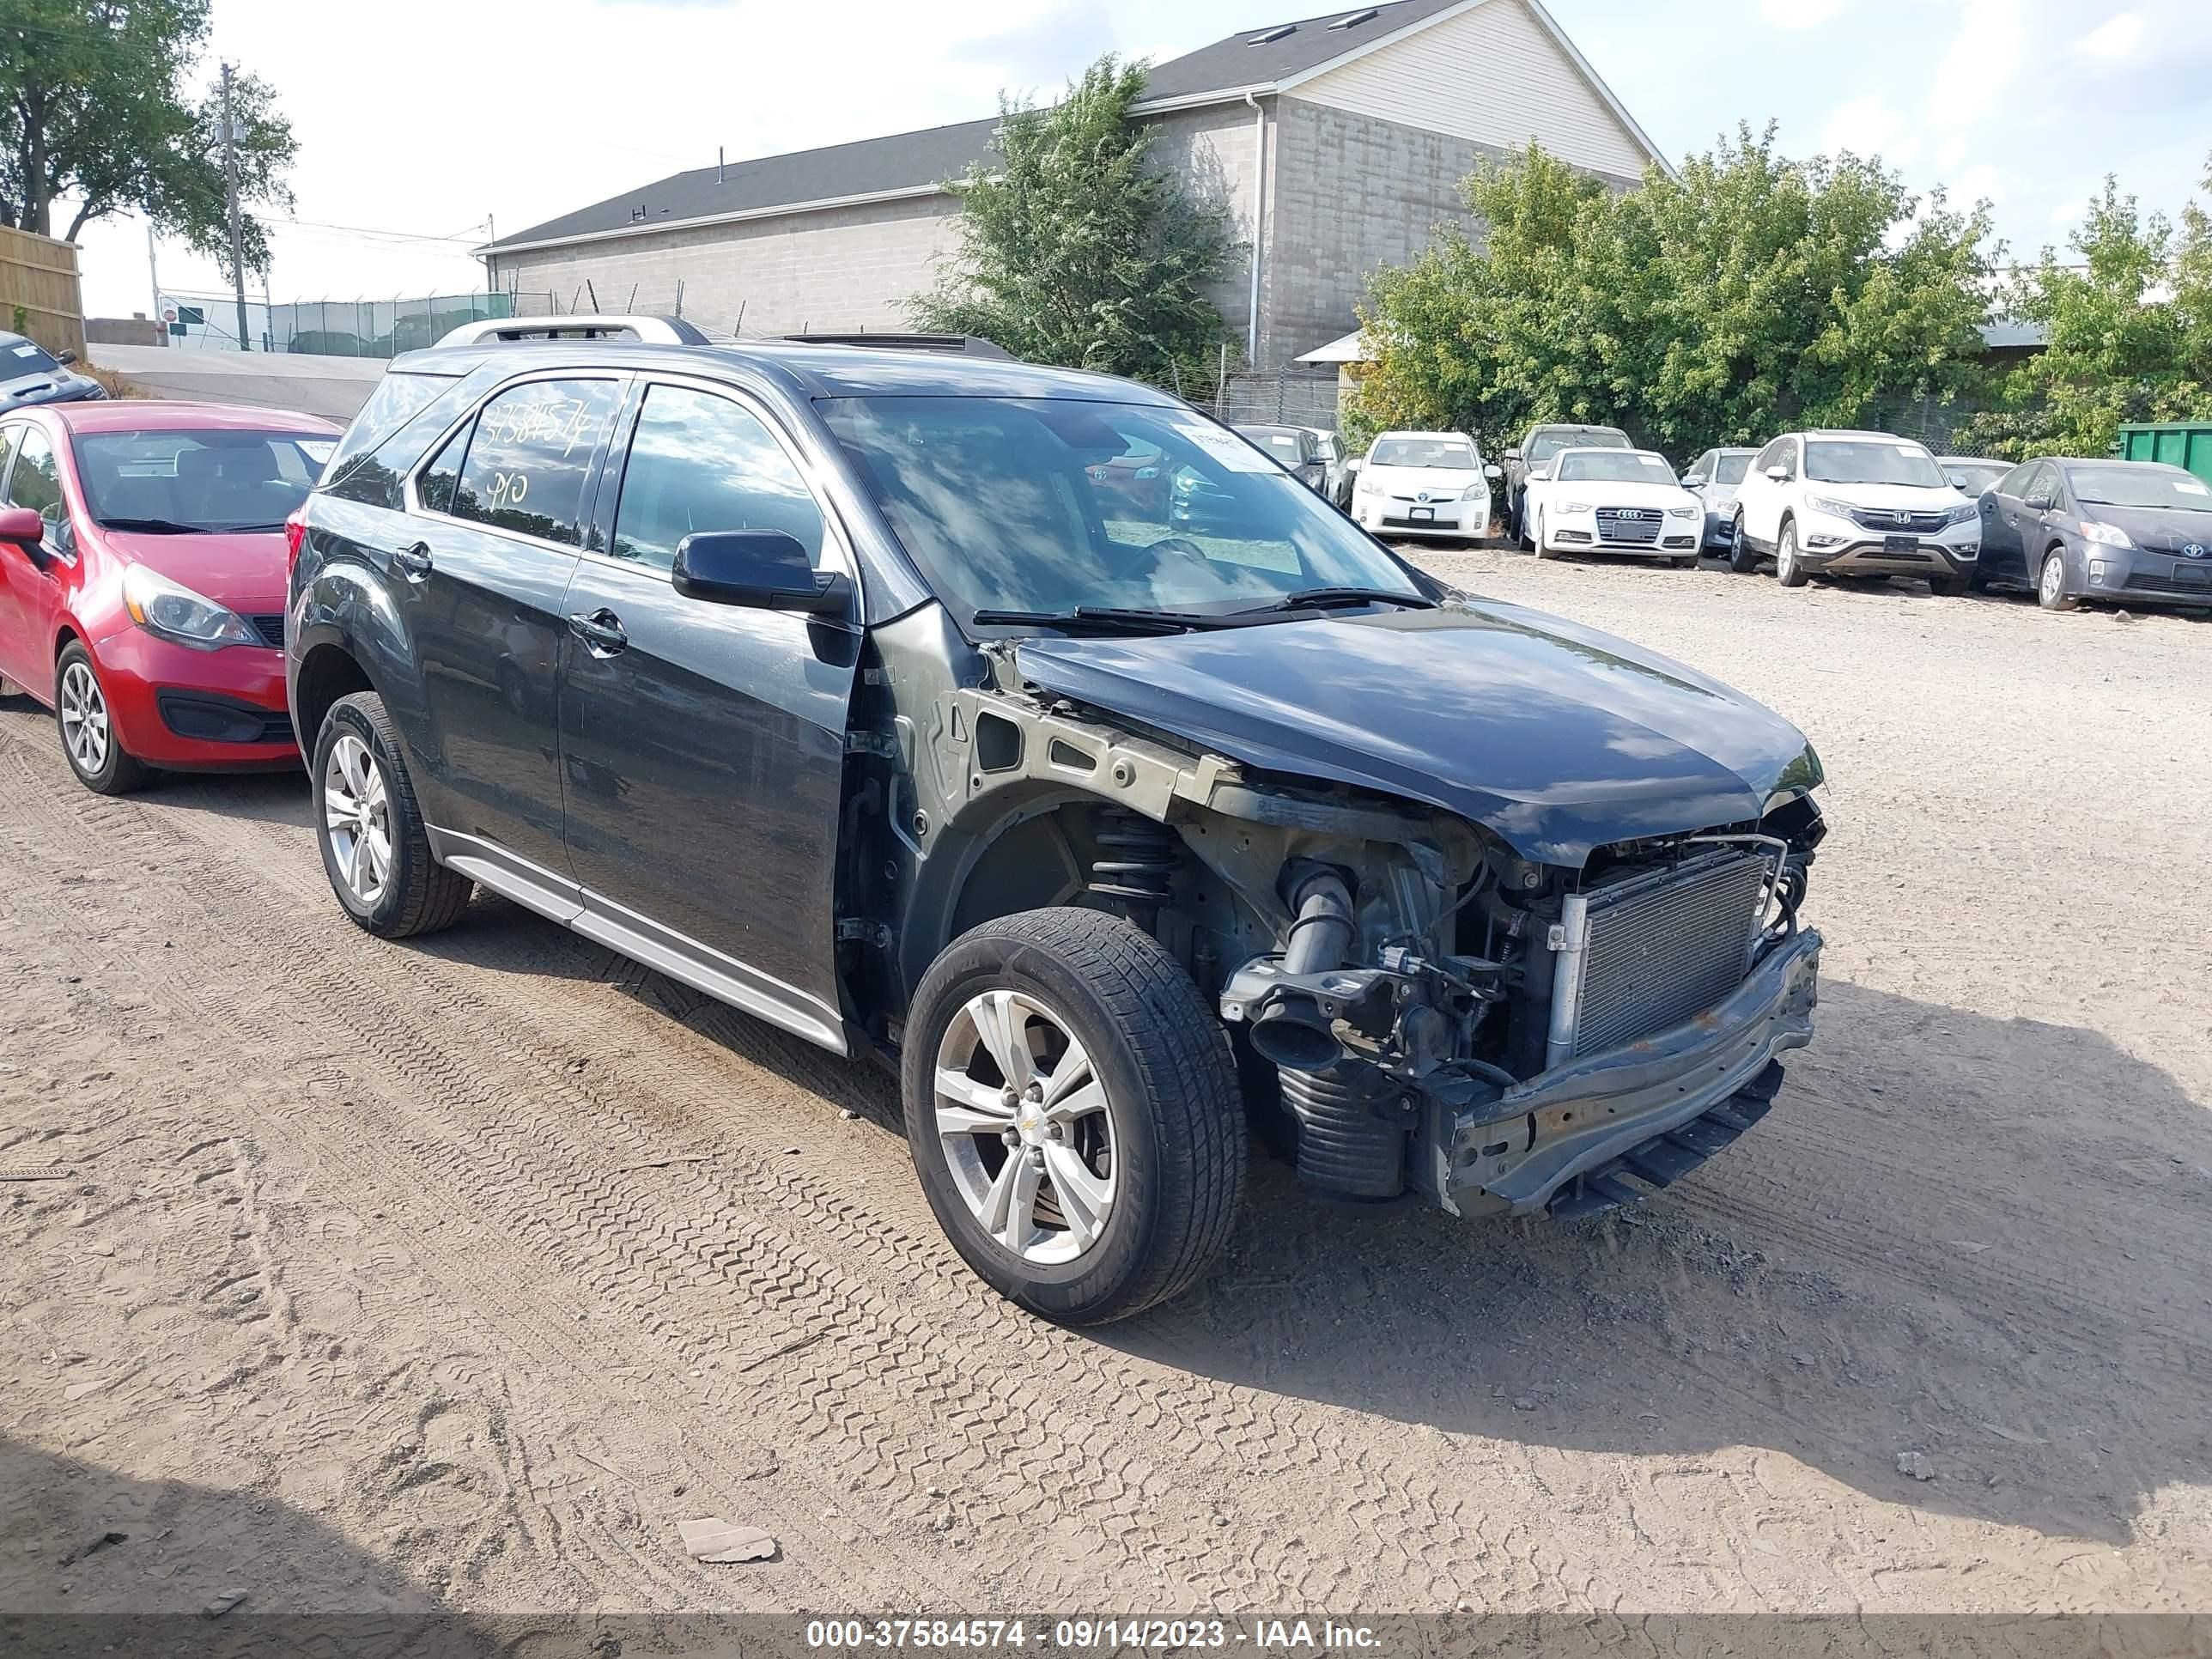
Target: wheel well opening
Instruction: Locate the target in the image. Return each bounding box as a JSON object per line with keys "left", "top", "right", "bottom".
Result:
{"left": 294, "top": 645, "right": 374, "bottom": 750}
{"left": 52, "top": 624, "right": 81, "bottom": 665}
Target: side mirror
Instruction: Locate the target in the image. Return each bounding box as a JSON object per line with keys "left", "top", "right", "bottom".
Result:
{"left": 1482, "top": 463, "right": 1502, "bottom": 480}
{"left": 1504, "top": 448, "right": 1522, "bottom": 463}
{"left": 0, "top": 505, "right": 47, "bottom": 556}
{"left": 56, "top": 349, "right": 77, "bottom": 367}
{"left": 672, "top": 529, "right": 849, "bottom": 615}
{"left": 1528, "top": 467, "right": 1551, "bottom": 483}
{"left": 1765, "top": 465, "right": 1789, "bottom": 483}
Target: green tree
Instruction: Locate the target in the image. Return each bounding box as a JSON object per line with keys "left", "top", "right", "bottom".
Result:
{"left": 910, "top": 55, "right": 1237, "bottom": 389}
{"left": 1349, "top": 125, "right": 1995, "bottom": 459}
{"left": 0, "top": 0, "right": 295, "bottom": 269}
{"left": 1968, "top": 173, "right": 2212, "bottom": 460}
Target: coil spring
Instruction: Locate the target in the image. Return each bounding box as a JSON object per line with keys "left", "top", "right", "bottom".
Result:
{"left": 1088, "top": 806, "right": 1178, "bottom": 927}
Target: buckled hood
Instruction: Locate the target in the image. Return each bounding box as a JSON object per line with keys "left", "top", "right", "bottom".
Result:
{"left": 1015, "top": 599, "right": 1822, "bottom": 866}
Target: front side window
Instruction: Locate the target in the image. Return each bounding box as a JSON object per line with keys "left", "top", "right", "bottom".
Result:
{"left": 7, "top": 427, "right": 63, "bottom": 521}
{"left": 447, "top": 378, "right": 623, "bottom": 546}
{"left": 823, "top": 395, "right": 1424, "bottom": 619}
{"left": 72, "top": 429, "right": 330, "bottom": 532}
{"left": 1238, "top": 428, "right": 1309, "bottom": 467}
{"left": 0, "top": 425, "right": 20, "bottom": 496}
{"left": 1713, "top": 453, "right": 1752, "bottom": 485}
{"left": 1370, "top": 436, "right": 1475, "bottom": 470}
{"left": 612, "top": 385, "right": 825, "bottom": 574}
{"left": 1804, "top": 439, "right": 1945, "bottom": 488}
{"left": 1556, "top": 451, "right": 1677, "bottom": 483}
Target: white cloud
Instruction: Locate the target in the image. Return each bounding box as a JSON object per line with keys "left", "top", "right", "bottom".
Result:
{"left": 1820, "top": 94, "right": 1920, "bottom": 164}
{"left": 2075, "top": 11, "right": 2147, "bottom": 60}
{"left": 1757, "top": 0, "right": 1848, "bottom": 27}
{"left": 1925, "top": 0, "right": 2028, "bottom": 133}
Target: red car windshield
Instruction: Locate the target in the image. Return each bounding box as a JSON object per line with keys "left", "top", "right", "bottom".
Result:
{"left": 72, "top": 428, "right": 335, "bottom": 533}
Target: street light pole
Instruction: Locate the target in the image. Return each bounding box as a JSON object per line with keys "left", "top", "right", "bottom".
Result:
{"left": 221, "top": 61, "right": 251, "bottom": 352}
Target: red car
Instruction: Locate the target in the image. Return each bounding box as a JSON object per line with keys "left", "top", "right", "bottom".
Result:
{"left": 0, "top": 400, "right": 339, "bottom": 793}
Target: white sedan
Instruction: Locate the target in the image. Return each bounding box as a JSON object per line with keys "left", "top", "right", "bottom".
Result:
{"left": 1351, "top": 430, "right": 1498, "bottom": 541}
{"left": 1524, "top": 447, "right": 1704, "bottom": 566}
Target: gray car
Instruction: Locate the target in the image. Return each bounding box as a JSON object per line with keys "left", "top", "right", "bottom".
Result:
{"left": 1234, "top": 423, "right": 1328, "bottom": 493}
{"left": 1975, "top": 456, "right": 2212, "bottom": 611}
{"left": 1681, "top": 447, "right": 1757, "bottom": 553}
{"left": 288, "top": 331, "right": 1828, "bottom": 1325}
{"left": 0, "top": 331, "right": 106, "bottom": 411}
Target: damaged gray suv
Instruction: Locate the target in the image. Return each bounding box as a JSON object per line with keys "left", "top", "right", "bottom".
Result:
{"left": 288, "top": 326, "right": 1827, "bottom": 1324}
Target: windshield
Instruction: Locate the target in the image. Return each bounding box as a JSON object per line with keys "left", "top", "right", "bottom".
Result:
{"left": 823, "top": 396, "right": 1425, "bottom": 618}
{"left": 1557, "top": 450, "right": 1677, "bottom": 484}
{"left": 1370, "top": 437, "right": 1474, "bottom": 470}
{"left": 1942, "top": 460, "right": 2007, "bottom": 492}
{"left": 73, "top": 429, "right": 334, "bottom": 532}
{"left": 1528, "top": 428, "right": 1627, "bottom": 464}
{"left": 1237, "top": 427, "right": 1308, "bottom": 465}
{"left": 1712, "top": 453, "right": 1751, "bottom": 485}
{"left": 3, "top": 338, "right": 62, "bottom": 376}
{"left": 1805, "top": 440, "right": 1948, "bottom": 488}
{"left": 2067, "top": 463, "right": 2212, "bottom": 510}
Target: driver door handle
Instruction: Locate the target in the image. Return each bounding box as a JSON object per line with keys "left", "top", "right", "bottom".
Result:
{"left": 392, "top": 542, "right": 433, "bottom": 580}
{"left": 567, "top": 608, "right": 628, "bottom": 656}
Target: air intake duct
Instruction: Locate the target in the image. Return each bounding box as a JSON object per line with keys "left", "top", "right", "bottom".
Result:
{"left": 1281, "top": 1064, "right": 1405, "bottom": 1200}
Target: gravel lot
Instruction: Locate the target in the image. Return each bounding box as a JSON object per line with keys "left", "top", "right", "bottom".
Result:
{"left": 3, "top": 550, "right": 2209, "bottom": 1622}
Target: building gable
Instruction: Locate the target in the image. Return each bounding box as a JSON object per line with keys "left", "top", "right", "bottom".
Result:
{"left": 1289, "top": 0, "right": 1653, "bottom": 181}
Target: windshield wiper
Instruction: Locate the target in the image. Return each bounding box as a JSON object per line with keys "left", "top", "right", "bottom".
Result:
{"left": 97, "top": 516, "right": 210, "bottom": 535}
{"left": 971, "top": 606, "right": 1243, "bottom": 635}
{"left": 1240, "top": 586, "right": 1437, "bottom": 615}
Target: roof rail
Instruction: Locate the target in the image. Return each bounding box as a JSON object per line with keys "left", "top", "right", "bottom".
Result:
{"left": 434, "top": 314, "right": 714, "bottom": 348}
{"left": 781, "top": 331, "right": 1012, "bottom": 361}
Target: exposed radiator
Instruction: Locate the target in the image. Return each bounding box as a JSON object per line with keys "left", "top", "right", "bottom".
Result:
{"left": 1547, "top": 849, "right": 1767, "bottom": 1066}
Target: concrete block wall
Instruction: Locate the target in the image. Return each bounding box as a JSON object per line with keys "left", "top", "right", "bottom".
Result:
{"left": 1260, "top": 97, "right": 1491, "bottom": 368}
{"left": 486, "top": 193, "right": 963, "bottom": 338}
{"left": 1141, "top": 102, "right": 1266, "bottom": 364}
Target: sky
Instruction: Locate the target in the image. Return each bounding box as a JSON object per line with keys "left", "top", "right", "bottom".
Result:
{"left": 71, "top": 0, "right": 2212, "bottom": 324}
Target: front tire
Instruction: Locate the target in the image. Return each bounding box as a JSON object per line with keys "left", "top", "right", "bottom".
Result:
{"left": 1775, "top": 520, "right": 1808, "bottom": 586}
{"left": 1929, "top": 574, "right": 1968, "bottom": 597}
{"left": 2038, "top": 549, "right": 2081, "bottom": 611}
{"left": 55, "top": 642, "right": 151, "bottom": 795}
{"left": 902, "top": 908, "right": 1246, "bottom": 1325}
{"left": 1532, "top": 507, "right": 1557, "bottom": 560}
{"left": 312, "top": 690, "right": 474, "bottom": 938}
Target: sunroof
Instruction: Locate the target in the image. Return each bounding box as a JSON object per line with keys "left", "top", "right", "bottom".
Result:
{"left": 1248, "top": 22, "right": 1297, "bottom": 42}
{"left": 1328, "top": 7, "right": 1380, "bottom": 26}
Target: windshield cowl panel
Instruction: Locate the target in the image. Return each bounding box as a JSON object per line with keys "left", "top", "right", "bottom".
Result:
{"left": 823, "top": 395, "right": 1426, "bottom": 628}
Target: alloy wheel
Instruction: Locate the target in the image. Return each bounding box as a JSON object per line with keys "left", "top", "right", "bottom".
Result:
{"left": 58, "top": 660, "right": 109, "bottom": 775}
{"left": 2041, "top": 553, "right": 2064, "bottom": 606}
{"left": 933, "top": 988, "right": 1118, "bottom": 1265}
{"left": 1778, "top": 528, "right": 1796, "bottom": 581}
{"left": 323, "top": 732, "right": 394, "bottom": 907}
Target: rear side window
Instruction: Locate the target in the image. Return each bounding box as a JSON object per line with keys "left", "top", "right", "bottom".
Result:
{"left": 611, "top": 385, "right": 824, "bottom": 574}
{"left": 447, "top": 379, "right": 623, "bottom": 546}
{"left": 325, "top": 371, "right": 455, "bottom": 477}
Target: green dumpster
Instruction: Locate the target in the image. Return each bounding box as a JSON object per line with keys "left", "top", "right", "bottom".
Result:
{"left": 2116, "top": 421, "right": 2212, "bottom": 485}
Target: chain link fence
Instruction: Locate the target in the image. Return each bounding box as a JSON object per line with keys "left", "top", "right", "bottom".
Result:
{"left": 163, "top": 290, "right": 556, "bottom": 357}
{"left": 1211, "top": 368, "right": 1341, "bottom": 432}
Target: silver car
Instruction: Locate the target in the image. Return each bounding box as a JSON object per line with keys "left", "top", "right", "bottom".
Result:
{"left": 1681, "top": 447, "right": 1757, "bottom": 553}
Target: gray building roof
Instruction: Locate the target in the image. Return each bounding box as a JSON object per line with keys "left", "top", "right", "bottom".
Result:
{"left": 486, "top": 0, "right": 1474, "bottom": 254}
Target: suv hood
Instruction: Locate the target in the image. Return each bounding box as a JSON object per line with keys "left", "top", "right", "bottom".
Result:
{"left": 1016, "top": 599, "right": 1820, "bottom": 865}
{"left": 1802, "top": 480, "right": 1965, "bottom": 510}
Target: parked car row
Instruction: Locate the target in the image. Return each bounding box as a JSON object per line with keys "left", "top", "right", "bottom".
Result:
{"left": 0, "top": 325, "right": 1832, "bottom": 1326}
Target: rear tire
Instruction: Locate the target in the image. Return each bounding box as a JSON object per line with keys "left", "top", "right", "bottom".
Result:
{"left": 1775, "top": 520, "right": 1808, "bottom": 586}
{"left": 312, "top": 690, "right": 474, "bottom": 938}
{"left": 1728, "top": 512, "right": 1760, "bottom": 574}
{"left": 54, "top": 642, "right": 152, "bottom": 796}
{"left": 902, "top": 907, "right": 1246, "bottom": 1325}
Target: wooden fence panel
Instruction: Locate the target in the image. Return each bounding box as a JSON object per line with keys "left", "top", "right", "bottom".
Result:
{"left": 0, "top": 226, "right": 87, "bottom": 362}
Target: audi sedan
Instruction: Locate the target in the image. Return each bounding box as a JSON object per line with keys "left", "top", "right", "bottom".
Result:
{"left": 0, "top": 401, "right": 340, "bottom": 793}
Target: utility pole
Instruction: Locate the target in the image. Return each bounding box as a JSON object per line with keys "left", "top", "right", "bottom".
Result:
{"left": 220, "top": 62, "right": 251, "bottom": 352}
{"left": 146, "top": 220, "right": 161, "bottom": 323}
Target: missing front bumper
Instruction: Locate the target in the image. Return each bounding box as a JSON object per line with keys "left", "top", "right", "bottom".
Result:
{"left": 1428, "top": 927, "right": 1821, "bottom": 1218}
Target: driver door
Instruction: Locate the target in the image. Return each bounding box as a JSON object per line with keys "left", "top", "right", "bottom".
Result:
{"left": 0, "top": 423, "right": 69, "bottom": 696}
{"left": 556, "top": 377, "right": 860, "bottom": 1053}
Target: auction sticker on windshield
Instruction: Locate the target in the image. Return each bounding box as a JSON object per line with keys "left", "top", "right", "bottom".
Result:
{"left": 1175, "top": 421, "right": 1276, "bottom": 473}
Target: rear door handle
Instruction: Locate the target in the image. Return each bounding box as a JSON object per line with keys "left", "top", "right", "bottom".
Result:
{"left": 392, "top": 542, "right": 433, "bottom": 580}
{"left": 566, "top": 608, "right": 628, "bottom": 656}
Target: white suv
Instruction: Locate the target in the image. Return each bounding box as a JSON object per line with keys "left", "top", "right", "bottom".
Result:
{"left": 1731, "top": 430, "right": 1980, "bottom": 594}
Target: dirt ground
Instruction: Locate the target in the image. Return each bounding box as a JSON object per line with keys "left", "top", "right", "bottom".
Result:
{"left": 3, "top": 551, "right": 2209, "bottom": 1623}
